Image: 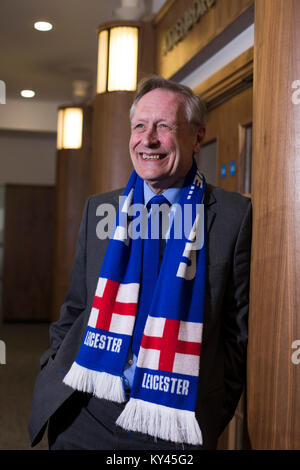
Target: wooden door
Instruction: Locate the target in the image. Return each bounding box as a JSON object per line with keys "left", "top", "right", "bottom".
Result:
{"left": 194, "top": 48, "right": 253, "bottom": 449}
{"left": 2, "top": 184, "right": 55, "bottom": 321}
{"left": 194, "top": 48, "right": 253, "bottom": 195}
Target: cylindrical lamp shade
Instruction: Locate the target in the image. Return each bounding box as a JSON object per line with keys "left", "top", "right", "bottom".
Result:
{"left": 97, "top": 26, "right": 138, "bottom": 93}
{"left": 97, "top": 30, "right": 109, "bottom": 93}
{"left": 57, "top": 107, "right": 83, "bottom": 149}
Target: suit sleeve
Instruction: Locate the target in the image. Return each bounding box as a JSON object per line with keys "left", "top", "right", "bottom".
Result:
{"left": 219, "top": 199, "right": 252, "bottom": 434}
{"left": 40, "top": 197, "right": 90, "bottom": 369}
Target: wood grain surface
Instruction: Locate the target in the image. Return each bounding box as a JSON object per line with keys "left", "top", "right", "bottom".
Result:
{"left": 247, "top": 0, "right": 300, "bottom": 449}
{"left": 154, "top": 0, "right": 253, "bottom": 79}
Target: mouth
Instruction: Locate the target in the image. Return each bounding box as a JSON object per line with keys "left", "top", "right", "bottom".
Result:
{"left": 140, "top": 153, "right": 167, "bottom": 160}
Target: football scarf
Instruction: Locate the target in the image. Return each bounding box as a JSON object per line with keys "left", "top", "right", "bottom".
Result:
{"left": 63, "top": 160, "right": 206, "bottom": 445}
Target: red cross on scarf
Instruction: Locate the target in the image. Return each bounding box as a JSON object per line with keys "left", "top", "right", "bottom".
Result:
{"left": 92, "top": 279, "right": 138, "bottom": 331}
{"left": 140, "top": 318, "right": 201, "bottom": 373}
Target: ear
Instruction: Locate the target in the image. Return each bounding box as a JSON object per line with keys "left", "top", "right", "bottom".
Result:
{"left": 193, "top": 127, "right": 206, "bottom": 153}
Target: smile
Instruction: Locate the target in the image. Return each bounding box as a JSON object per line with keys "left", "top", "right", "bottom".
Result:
{"left": 141, "top": 153, "right": 166, "bottom": 160}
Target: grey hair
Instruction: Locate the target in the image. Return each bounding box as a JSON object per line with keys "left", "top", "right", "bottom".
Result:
{"left": 130, "top": 75, "right": 207, "bottom": 129}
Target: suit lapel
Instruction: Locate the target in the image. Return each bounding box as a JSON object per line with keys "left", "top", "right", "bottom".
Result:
{"left": 204, "top": 185, "right": 216, "bottom": 233}
{"left": 111, "top": 188, "right": 125, "bottom": 210}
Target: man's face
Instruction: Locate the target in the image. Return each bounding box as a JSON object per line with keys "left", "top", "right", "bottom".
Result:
{"left": 129, "top": 88, "right": 205, "bottom": 193}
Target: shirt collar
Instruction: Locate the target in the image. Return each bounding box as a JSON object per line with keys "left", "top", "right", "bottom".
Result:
{"left": 143, "top": 179, "right": 184, "bottom": 207}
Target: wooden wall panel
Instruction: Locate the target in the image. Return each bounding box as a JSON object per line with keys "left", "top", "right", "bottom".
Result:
{"left": 247, "top": 0, "right": 300, "bottom": 449}
{"left": 3, "top": 185, "right": 55, "bottom": 321}
{"left": 203, "top": 86, "right": 252, "bottom": 192}
{"left": 91, "top": 91, "right": 134, "bottom": 194}
{"left": 194, "top": 47, "right": 253, "bottom": 111}
{"left": 154, "top": 0, "right": 253, "bottom": 79}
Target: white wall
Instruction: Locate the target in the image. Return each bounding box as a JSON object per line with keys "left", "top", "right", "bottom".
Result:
{"left": 0, "top": 98, "right": 58, "bottom": 186}
{"left": 0, "top": 99, "right": 60, "bottom": 133}
{"left": 0, "top": 130, "right": 56, "bottom": 186}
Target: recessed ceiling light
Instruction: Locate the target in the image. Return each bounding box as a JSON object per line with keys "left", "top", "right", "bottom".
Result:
{"left": 34, "top": 21, "right": 53, "bottom": 32}
{"left": 20, "top": 90, "right": 35, "bottom": 98}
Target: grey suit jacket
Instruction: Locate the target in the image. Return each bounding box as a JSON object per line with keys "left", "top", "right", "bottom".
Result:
{"left": 28, "top": 184, "right": 252, "bottom": 449}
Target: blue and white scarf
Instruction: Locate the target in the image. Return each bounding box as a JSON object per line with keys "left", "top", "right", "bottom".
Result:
{"left": 63, "top": 161, "right": 206, "bottom": 445}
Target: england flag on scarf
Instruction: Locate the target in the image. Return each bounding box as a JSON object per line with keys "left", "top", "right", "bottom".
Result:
{"left": 74, "top": 277, "right": 139, "bottom": 379}
{"left": 138, "top": 316, "right": 202, "bottom": 376}
{"left": 127, "top": 315, "right": 202, "bottom": 414}
{"left": 88, "top": 277, "right": 139, "bottom": 335}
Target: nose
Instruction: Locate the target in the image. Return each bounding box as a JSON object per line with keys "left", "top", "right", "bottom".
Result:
{"left": 142, "top": 125, "right": 159, "bottom": 147}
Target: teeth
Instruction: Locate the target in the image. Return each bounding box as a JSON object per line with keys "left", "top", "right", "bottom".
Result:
{"left": 142, "top": 154, "right": 162, "bottom": 160}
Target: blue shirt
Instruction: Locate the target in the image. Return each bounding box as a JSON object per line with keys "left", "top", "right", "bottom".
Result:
{"left": 122, "top": 180, "right": 183, "bottom": 390}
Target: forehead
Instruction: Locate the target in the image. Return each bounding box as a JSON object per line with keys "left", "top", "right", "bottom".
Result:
{"left": 132, "top": 88, "right": 186, "bottom": 121}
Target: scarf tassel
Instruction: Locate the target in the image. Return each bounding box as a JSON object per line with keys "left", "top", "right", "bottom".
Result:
{"left": 116, "top": 398, "right": 203, "bottom": 446}
{"left": 63, "top": 362, "right": 126, "bottom": 403}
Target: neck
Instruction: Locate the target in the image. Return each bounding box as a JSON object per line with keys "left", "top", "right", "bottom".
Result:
{"left": 145, "top": 165, "right": 193, "bottom": 194}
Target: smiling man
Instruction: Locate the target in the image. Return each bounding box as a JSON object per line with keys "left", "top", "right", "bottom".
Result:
{"left": 29, "top": 76, "right": 252, "bottom": 450}
{"left": 129, "top": 86, "right": 204, "bottom": 192}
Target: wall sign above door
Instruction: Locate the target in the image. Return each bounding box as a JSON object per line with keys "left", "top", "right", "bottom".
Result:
{"left": 163, "top": 0, "right": 216, "bottom": 56}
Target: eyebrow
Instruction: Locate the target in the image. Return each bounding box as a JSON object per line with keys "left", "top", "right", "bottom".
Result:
{"left": 131, "top": 117, "right": 180, "bottom": 126}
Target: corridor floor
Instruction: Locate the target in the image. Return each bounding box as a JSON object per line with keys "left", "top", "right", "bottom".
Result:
{"left": 0, "top": 322, "right": 50, "bottom": 450}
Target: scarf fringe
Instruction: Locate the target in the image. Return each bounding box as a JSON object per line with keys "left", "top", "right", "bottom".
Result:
{"left": 63, "top": 362, "right": 126, "bottom": 403}
{"left": 116, "top": 398, "right": 203, "bottom": 446}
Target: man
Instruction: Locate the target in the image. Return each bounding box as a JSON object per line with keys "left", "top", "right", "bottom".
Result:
{"left": 29, "top": 76, "right": 252, "bottom": 450}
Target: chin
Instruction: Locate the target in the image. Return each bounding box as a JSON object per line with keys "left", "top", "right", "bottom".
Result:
{"left": 139, "top": 169, "right": 168, "bottom": 182}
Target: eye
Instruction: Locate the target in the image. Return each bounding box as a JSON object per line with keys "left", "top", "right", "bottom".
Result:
{"left": 158, "top": 123, "right": 169, "bottom": 129}
{"left": 134, "top": 123, "right": 144, "bottom": 129}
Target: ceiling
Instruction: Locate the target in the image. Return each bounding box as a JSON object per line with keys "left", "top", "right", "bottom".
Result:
{"left": 0, "top": 0, "right": 164, "bottom": 105}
